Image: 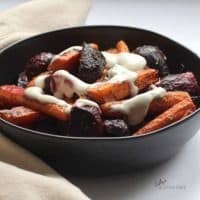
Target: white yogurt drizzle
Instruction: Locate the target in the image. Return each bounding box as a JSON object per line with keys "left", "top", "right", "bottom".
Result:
{"left": 25, "top": 47, "right": 147, "bottom": 107}
{"left": 34, "top": 74, "right": 50, "bottom": 88}
{"left": 111, "top": 86, "right": 166, "bottom": 125}
{"left": 24, "top": 87, "right": 101, "bottom": 114}
{"left": 24, "top": 87, "right": 72, "bottom": 113}
{"left": 102, "top": 52, "right": 146, "bottom": 70}
{"left": 25, "top": 45, "right": 161, "bottom": 123}
{"left": 107, "top": 64, "right": 139, "bottom": 95}
{"left": 53, "top": 70, "right": 89, "bottom": 99}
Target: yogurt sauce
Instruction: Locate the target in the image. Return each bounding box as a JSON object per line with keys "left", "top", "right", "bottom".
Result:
{"left": 102, "top": 52, "right": 146, "bottom": 70}
{"left": 107, "top": 64, "right": 138, "bottom": 95}
{"left": 24, "top": 86, "right": 72, "bottom": 113}
{"left": 48, "top": 64, "right": 139, "bottom": 99}
{"left": 111, "top": 86, "right": 166, "bottom": 125}
{"left": 24, "top": 87, "right": 101, "bottom": 114}
{"left": 25, "top": 47, "right": 147, "bottom": 106}
{"left": 53, "top": 70, "right": 89, "bottom": 99}
{"left": 25, "top": 45, "right": 164, "bottom": 123}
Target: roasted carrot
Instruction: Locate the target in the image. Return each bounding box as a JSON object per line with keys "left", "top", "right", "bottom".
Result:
{"left": 47, "top": 50, "right": 80, "bottom": 72}
{"left": 87, "top": 69, "right": 159, "bottom": 103}
{"left": 47, "top": 43, "right": 99, "bottom": 72}
{"left": 134, "top": 99, "right": 196, "bottom": 136}
{"left": 0, "top": 85, "right": 69, "bottom": 121}
{"left": 101, "top": 91, "right": 192, "bottom": 118}
{"left": 149, "top": 91, "right": 191, "bottom": 115}
{"left": 0, "top": 106, "right": 43, "bottom": 127}
{"left": 88, "top": 82, "right": 130, "bottom": 104}
{"left": 0, "top": 85, "right": 24, "bottom": 108}
{"left": 135, "top": 69, "right": 159, "bottom": 91}
{"left": 116, "top": 40, "right": 129, "bottom": 52}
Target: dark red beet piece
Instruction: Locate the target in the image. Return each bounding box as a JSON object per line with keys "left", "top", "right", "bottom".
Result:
{"left": 68, "top": 104, "right": 103, "bottom": 137}
{"left": 104, "top": 119, "right": 130, "bottom": 137}
{"left": 25, "top": 52, "right": 54, "bottom": 80}
{"left": 43, "top": 75, "right": 54, "bottom": 95}
{"left": 78, "top": 42, "right": 105, "bottom": 83}
{"left": 134, "top": 45, "right": 169, "bottom": 76}
{"left": 156, "top": 72, "right": 200, "bottom": 95}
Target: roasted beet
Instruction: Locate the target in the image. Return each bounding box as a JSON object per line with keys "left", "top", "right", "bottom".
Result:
{"left": 78, "top": 42, "right": 105, "bottom": 83}
{"left": 68, "top": 104, "right": 103, "bottom": 137}
{"left": 134, "top": 45, "right": 169, "bottom": 76}
{"left": 156, "top": 72, "right": 200, "bottom": 95}
{"left": 25, "top": 52, "right": 54, "bottom": 80}
{"left": 17, "top": 71, "right": 28, "bottom": 88}
{"left": 104, "top": 119, "right": 130, "bottom": 137}
{"left": 43, "top": 75, "right": 54, "bottom": 95}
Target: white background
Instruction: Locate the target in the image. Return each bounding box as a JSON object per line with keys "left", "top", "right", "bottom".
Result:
{"left": 1, "top": 1, "right": 200, "bottom": 199}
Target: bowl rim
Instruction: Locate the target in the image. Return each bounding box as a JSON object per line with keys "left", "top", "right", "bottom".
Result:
{"left": 0, "top": 25, "right": 200, "bottom": 141}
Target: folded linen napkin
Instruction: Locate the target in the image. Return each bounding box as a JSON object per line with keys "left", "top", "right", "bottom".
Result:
{"left": 0, "top": 0, "right": 92, "bottom": 199}
{"left": 0, "top": 0, "right": 91, "bottom": 49}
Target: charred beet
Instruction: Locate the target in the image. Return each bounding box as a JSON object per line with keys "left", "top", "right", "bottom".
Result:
{"left": 134, "top": 45, "right": 169, "bottom": 76}
{"left": 156, "top": 72, "right": 200, "bottom": 95}
{"left": 25, "top": 52, "right": 54, "bottom": 80}
{"left": 68, "top": 104, "right": 103, "bottom": 137}
{"left": 78, "top": 42, "right": 105, "bottom": 83}
{"left": 104, "top": 119, "right": 130, "bottom": 137}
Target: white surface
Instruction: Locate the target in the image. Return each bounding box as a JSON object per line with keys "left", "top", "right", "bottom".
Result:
{"left": 1, "top": 1, "right": 200, "bottom": 200}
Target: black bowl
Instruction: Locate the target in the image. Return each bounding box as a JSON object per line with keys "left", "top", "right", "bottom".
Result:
{"left": 0, "top": 26, "right": 200, "bottom": 176}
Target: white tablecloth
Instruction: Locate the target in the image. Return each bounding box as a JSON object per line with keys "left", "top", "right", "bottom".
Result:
{"left": 1, "top": 1, "right": 200, "bottom": 199}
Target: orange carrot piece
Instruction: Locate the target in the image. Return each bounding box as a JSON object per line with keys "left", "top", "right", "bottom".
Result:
{"left": 0, "top": 85, "right": 69, "bottom": 121}
{"left": 47, "top": 50, "right": 80, "bottom": 72}
{"left": 135, "top": 69, "right": 159, "bottom": 91}
{"left": 101, "top": 91, "right": 192, "bottom": 118}
{"left": 116, "top": 40, "right": 130, "bottom": 52}
{"left": 87, "top": 69, "right": 159, "bottom": 104}
{"left": 0, "top": 106, "right": 43, "bottom": 127}
{"left": 0, "top": 85, "right": 24, "bottom": 108}
{"left": 149, "top": 91, "right": 191, "bottom": 115}
{"left": 134, "top": 100, "right": 196, "bottom": 136}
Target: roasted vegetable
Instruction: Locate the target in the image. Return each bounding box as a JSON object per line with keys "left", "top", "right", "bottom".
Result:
{"left": 134, "top": 45, "right": 169, "bottom": 76}
{"left": 101, "top": 91, "right": 191, "bottom": 117}
{"left": 134, "top": 99, "right": 196, "bottom": 136}
{"left": 0, "top": 106, "right": 43, "bottom": 127}
{"left": 104, "top": 119, "right": 130, "bottom": 136}
{"left": 156, "top": 72, "right": 200, "bottom": 95}
{"left": 78, "top": 42, "right": 105, "bottom": 83}
{"left": 25, "top": 52, "right": 54, "bottom": 80}
{"left": 87, "top": 68, "right": 159, "bottom": 103}
{"left": 47, "top": 50, "right": 80, "bottom": 72}
{"left": 69, "top": 104, "right": 103, "bottom": 137}
{"left": 116, "top": 40, "right": 129, "bottom": 52}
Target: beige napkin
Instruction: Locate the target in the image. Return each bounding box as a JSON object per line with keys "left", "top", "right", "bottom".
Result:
{"left": 0, "top": 0, "right": 92, "bottom": 199}
{"left": 0, "top": 0, "right": 91, "bottom": 49}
